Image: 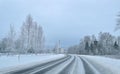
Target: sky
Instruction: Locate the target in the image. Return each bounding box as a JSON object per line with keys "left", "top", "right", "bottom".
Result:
{"left": 0, "top": 0, "right": 120, "bottom": 48}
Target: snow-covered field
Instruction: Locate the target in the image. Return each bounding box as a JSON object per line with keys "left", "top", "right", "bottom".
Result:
{"left": 0, "top": 54, "right": 65, "bottom": 73}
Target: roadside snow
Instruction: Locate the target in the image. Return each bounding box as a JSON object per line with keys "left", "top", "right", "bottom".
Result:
{"left": 82, "top": 55, "right": 120, "bottom": 74}
{"left": 104, "top": 55, "right": 120, "bottom": 59}
{"left": 0, "top": 54, "right": 65, "bottom": 73}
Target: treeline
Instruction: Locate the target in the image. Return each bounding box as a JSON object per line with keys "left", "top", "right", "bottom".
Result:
{"left": 67, "top": 32, "right": 120, "bottom": 55}
{"left": 0, "top": 15, "right": 45, "bottom": 54}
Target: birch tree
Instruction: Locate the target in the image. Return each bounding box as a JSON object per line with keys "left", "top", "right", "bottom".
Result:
{"left": 19, "top": 15, "right": 45, "bottom": 53}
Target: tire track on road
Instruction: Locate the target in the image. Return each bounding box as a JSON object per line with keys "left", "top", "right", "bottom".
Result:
{"left": 80, "top": 57, "right": 100, "bottom": 74}
{"left": 59, "top": 56, "right": 75, "bottom": 74}
{"left": 44, "top": 55, "right": 75, "bottom": 74}
{"left": 33, "top": 55, "right": 71, "bottom": 74}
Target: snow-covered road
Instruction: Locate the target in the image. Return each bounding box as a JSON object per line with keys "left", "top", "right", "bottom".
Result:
{"left": 1, "top": 54, "right": 120, "bottom": 74}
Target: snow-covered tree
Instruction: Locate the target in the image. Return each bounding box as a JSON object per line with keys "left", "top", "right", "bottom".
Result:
{"left": 84, "top": 36, "right": 91, "bottom": 54}
{"left": 5, "top": 24, "right": 16, "bottom": 53}
{"left": 67, "top": 45, "right": 79, "bottom": 54}
{"left": 0, "top": 38, "right": 8, "bottom": 53}
{"left": 19, "top": 15, "right": 45, "bottom": 53}
{"left": 67, "top": 32, "right": 119, "bottom": 55}
{"left": 98, "top": 32, "right": 115, "bottom": 54}
{"left": 79, "top": 39, "right": 86, "bottom": 54}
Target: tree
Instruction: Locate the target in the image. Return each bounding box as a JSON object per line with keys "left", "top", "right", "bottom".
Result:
{"left": 98, "top": 32, "right": 114, "bottom": 54}
{"left": 84, "top": 36, "right": 91, "bottom": 54}
{"left": 0, "top": 38, "right": 8, "bottom": 53}
{"left": 90, "top": 43, "right": 94, "bottom": 54}
{"left": 67, "top": 32, "right": 118, "bottom": 55}
{"left": 67, "top": 45, "right": 79, "bottom": 54}
{"left": 114, "top": 41, "right": 119, "bottom": 49}
{"left": 117, "top": 36, "right": 120, "bottom": 47}
{"left": 36, "top": 26, "right": 45, "bottom": 52}
{"left": 79, "top": 39, "right": 86, "bottom": 54}
{"left": 5, "top": 24, "right": 16, "bottom": 53}
{"left": 19, "top": 15, "right": 45, "bottom": 53}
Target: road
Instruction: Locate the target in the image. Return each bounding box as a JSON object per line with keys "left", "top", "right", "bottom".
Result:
{"left": 4, "top": 55, "right": 119, "bottom": 74}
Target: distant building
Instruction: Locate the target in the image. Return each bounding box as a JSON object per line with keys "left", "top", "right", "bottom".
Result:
{"left": 53, "top": 40, "right": 64, "bottom": 54}
{"left": 59, "top": 48, "right": 64, "bottom": 54}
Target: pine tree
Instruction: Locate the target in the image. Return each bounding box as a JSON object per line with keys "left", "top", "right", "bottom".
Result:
{"left": 114, "top": 41, "right": 119, "bottom": 49}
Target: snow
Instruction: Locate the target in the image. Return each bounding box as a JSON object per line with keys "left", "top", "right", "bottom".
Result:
{"left": 0, "top": 54, "right": 65, "bottom": 73}
{"left": 1, "top": 54, "right": 120, "bottom": 74}
{"left": 104, "top": 55, "right": 120, "bottom": 59}
{"left": 80, "top": 56, "right": 100, "bottom": 74}
{"left": 82, "top": 55, "right": 120, "bottom": 74}
{"left": 72, "top": 55, "right": 85, "bottom": 74}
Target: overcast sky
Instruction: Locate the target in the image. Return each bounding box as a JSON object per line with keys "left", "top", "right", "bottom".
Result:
{"left": 0, "top": 0, "right": 120, "bottom": 48}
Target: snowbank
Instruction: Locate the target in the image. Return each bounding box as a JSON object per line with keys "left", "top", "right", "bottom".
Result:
{"left": 82, "top": 55, "right": 120, "bottom": 74}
